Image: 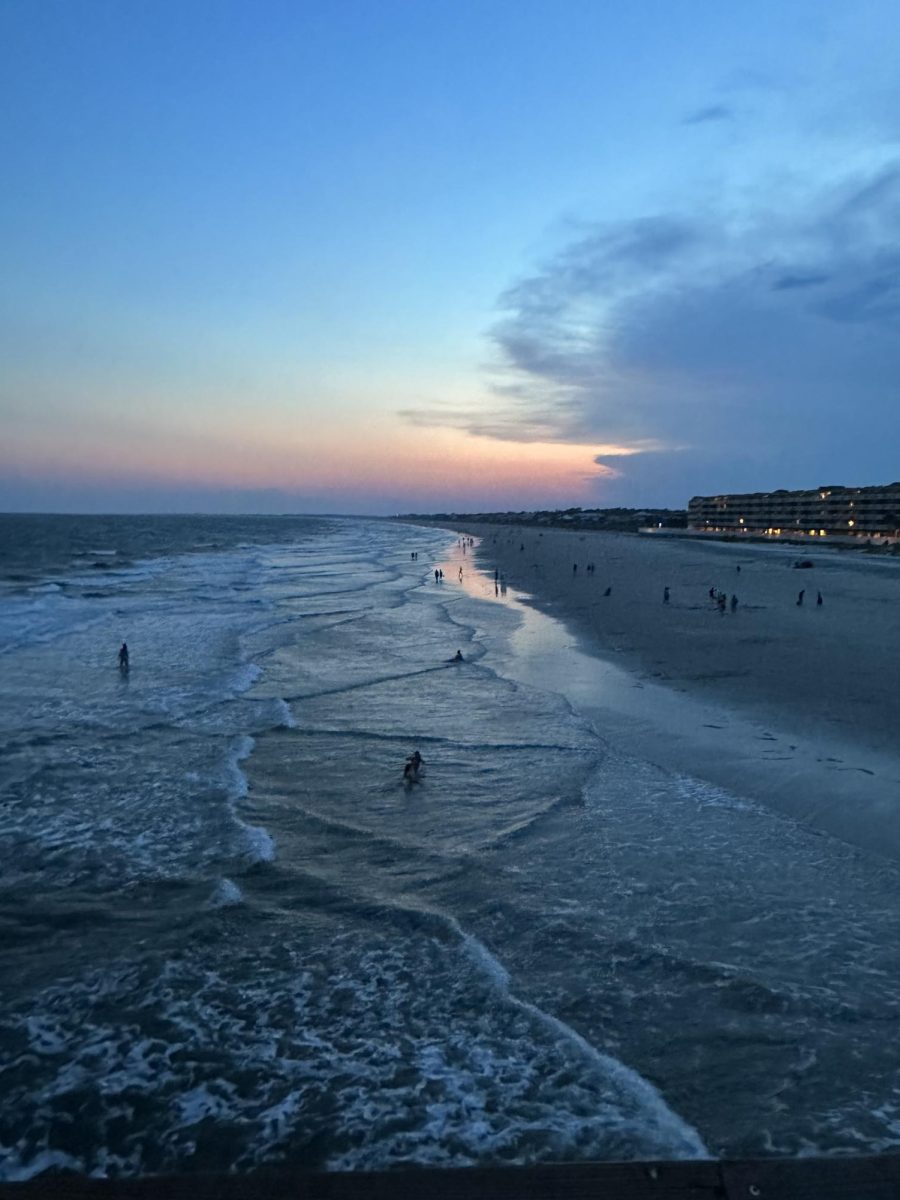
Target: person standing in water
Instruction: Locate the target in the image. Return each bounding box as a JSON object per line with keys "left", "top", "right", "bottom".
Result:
{"left": 403, "top": 750, "right": 424, "bottom": 781}
{"left": 118, "top": 642, "right": 129, "bottom": 671}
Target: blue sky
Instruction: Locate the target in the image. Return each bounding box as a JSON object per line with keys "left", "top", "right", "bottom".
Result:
{"left": 2, "top": 0, "right": 899, "bottom": 512}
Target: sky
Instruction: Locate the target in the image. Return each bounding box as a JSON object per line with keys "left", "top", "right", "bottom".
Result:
{"left": 2, "top": 0, "right": 900, "bottom": 514}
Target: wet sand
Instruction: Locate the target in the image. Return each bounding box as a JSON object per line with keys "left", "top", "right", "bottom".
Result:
{"left": 456, "top": 525, "right": 900, "bottom": 860}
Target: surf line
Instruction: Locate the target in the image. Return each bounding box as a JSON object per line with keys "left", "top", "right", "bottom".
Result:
{"left": 284, "top": 662, "right": 454, "bottom": 703}
{"left": 447, "top": 915, "right": 708, "bottom": 1158}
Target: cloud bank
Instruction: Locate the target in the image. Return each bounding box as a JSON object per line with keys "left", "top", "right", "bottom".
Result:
{"left": 425, "top": 161, "right": 900, "bottom": 505}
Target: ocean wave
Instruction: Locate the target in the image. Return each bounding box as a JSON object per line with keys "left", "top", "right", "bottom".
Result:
{"left": 210, "top": 878, "right": 244, "bottom": 907}
{"left": 0, "top": 924, "right": 707, "bottom": 1181}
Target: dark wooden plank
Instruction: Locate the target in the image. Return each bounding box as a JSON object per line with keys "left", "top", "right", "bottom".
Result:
{"left": 4, "top": 1156, "right": 900, "bottom": 1200}
{"left": 0, "top": 1160, "right": 724, "bottom": 1200}
{"left": 721, "top": 1155, "right": 900, "bottom": 1199}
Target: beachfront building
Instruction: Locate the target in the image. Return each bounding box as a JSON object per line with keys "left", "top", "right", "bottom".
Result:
{"left": 688, "top": 483, "right": 900, "bottom": 541}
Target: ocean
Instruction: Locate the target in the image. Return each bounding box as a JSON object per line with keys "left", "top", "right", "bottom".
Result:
{"left": 2, "top": 513, "right": 900, "bottom": 1179}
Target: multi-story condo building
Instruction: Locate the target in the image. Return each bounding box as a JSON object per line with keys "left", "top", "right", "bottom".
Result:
{"left": 688, "top": 483, "right": 900, "bottom": 540}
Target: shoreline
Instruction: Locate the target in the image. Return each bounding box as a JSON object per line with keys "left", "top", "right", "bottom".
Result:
{"left": 445, "top": 523, "right": 900, "bottom": 862}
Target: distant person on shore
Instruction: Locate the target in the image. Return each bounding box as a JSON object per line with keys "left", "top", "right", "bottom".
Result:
{"left": 118, "top": 642, "right": 129, "bottom": 671}
{"left": 663, "top": 586, "right": 670, "bottom": 604}
{"left": 817, "top": 591, "right": 823, "bottom": 606}
{"left": 573, "top": 563, "right": 578, "bottom": 574}
{"left": 717, "top": 593, "right": 727, "bottom": 614}
{"left": 730, "top": 594, "right": 738, "bottom": 613}
{"left": 603, "top": 586, "right": 611, "bottom": 597}
{"left": 434, "top": 569, "right": 439, "bottom": 582}
{"left": 458, "top": 566, "right": 463, "bottom": 581}
{"left": 797, "top": 589, "right": 805, "bottom": 606}
{"left": 452, "top": 649, "right": 464, "bottom": 662}
{"left": 709, "top": 586, "right": 716, "bottom": 600}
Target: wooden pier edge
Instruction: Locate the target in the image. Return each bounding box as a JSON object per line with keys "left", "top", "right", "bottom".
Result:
{"left": 3, "top": 1156, "right": 900, "bottom": 1200}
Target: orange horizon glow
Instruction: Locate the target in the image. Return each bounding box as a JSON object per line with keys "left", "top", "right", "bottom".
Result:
{"left": 5, "top": 422, "right": 642, "bottom": 504}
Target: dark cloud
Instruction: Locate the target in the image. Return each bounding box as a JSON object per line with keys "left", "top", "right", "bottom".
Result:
{"left": 409, "top": 162, "right": 900, "bottom": 504}
{"left": 683, "top": 103, "right": 734, "bottom": 125}
{"left": 772, "top": 272, "right": 831, "bottom": 290}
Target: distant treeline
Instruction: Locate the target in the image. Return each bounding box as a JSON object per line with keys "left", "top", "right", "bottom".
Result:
{"left": 396, "top": 506, "right": 688, "bottom": 532}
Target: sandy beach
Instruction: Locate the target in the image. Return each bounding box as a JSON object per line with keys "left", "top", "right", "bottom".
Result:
{"left": 451, "top": 525, "right": 900, "bottom": 860}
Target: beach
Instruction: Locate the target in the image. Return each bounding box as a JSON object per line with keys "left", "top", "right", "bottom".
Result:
{"left": 456, "top": 525, "right": 900, "bottom": 861}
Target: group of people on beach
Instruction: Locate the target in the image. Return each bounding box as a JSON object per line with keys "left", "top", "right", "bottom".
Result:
{"left": 707, "top": 587, "right": 738, "bottom": 614}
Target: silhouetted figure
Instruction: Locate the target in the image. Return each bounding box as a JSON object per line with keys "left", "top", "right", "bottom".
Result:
{"left": 709, "top": 586, "right": 716, "bottom": 600}
{"left": 573, "top": 563, "right": 578, "bottom": 574}
{"left": 403, "top": 750, "right": 425, "bottom": 782}
{"left": 736, "top": 565, "right": 741, "bottom": 573}
{"left": 730, "top": 594, "right": 738, "bottom": 613}
{"left": 717, "top": 593, "right": 727, "bottom": 614}
{"left": 663, "top": 586, "right": 670, "bottom": 604}
{"left": 797, "top": 589, "right": 805, "bottom": 606}
{"left": 458, "top": 566, "right": 463, "bottom": 581}
{"left": 434, "top": 569, "right": 439, "bottom": 582}
{"left": 118, "top": 642, "right": 129, "bottom": 671}
{"left": 603, "top": 586, "right": 611, "bottom": 597}
{"left": 453, "top": 649, "right": 463, "bottom": 661}
{"left": 817, "top": 591, "right": 823, "bottom": 606}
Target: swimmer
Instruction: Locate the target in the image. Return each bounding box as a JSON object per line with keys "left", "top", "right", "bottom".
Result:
{"left": 403, "top": 750, "right": 425, "bottom": 782}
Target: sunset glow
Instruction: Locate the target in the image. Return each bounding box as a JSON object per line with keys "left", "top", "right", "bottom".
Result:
{"left": 3, "top": 2, "right": 899, "bottom": 512}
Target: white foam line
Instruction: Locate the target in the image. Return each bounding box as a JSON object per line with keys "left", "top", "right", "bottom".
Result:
{"left": 232, "top": 662, "right": 263, "bottom": 694}
{"left": 224, "top": 735, "right": 276, "bottom": 862}
{"left": 450, "top": 918, "right": 708, "bottom": 1158}
{"left": 224, "top": 735, "right": 255, "bottom": 800}
{"left": 210, "top": 878, "right": 244, "bottom": 907}
{"left": 274, "top": 698, "right": 297, "bottom": 728}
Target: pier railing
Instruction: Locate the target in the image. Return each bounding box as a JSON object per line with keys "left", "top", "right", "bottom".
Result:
{"left": 3, "top": 1157, "right": 900, "bottom": 1200}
